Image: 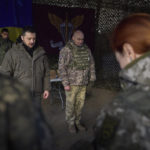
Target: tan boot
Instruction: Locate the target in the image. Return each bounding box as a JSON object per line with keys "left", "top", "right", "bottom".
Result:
{"left": 68, "top": 124, "right": 76, "bottom": 133}
{"left": 76, "top": 123, "right": 86, "bottom": 131}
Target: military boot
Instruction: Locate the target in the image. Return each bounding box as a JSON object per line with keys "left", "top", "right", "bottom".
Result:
{"left": 68, "top": 124, "right": 77, "bottom": 133}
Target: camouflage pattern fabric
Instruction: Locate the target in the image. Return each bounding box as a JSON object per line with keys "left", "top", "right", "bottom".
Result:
{"left": 65, "top": 85, "right": 86, "bottom": 125}
{"left": 0, "top": 74, "right": 54, "bottom": 150}
{"left": 119, "top": 51, "right": 150, "bottom": 91}
{"left": 0, "top": 36, "right": 12, "bottom": 65}
{"left": 66, "top": 41, "right": 90, "bottom": 70}
{"left": 94, "top": 52, "right": 150, "bottom": 150}
{"left": 59, "top": 41, "right": 96, "bottom": 127}
{"left": 58, "top": 41, "right": 96, "bottom": 87}
{"left": 94, "top": 87, "right": 150, "bottom": 150}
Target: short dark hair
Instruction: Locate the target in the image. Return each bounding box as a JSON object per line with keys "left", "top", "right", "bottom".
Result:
{"left": 22, "top": 26, "right": 36, "bottom": 36}
{"left": 1, "top": 28, "right": 9, "bottom": 33}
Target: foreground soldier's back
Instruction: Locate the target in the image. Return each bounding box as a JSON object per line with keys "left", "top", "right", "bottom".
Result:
{"left": 94, "top": 87, "right": 150, "bottom": 150}
{"left": 0, "top": 73, "right": 54, "bottom": 150}
{"left": 93, "top": 13, "right": 150, "bottom": 150}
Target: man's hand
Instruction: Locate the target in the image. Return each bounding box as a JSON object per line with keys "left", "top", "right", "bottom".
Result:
{"left": 64, "top": 85, "right": 71, "bottom": 91}
{"left": 43, "top": 90, "right": 49, "bottom": 99}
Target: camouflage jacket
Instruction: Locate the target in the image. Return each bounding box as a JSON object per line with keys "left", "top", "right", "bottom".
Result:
{"left": 0, "top": 74, "right": 54, "bottom": 150}
{"left": 94, "top": 52, "right": 150, "bottom": 150}
{"left": 0, "top": 36, "right": 12, "bottom": 65}
{"left": 0, "top": 43, "right": 50, "bottom": 94}
{"left": 58, "top": 41, "right": 96, "bottom": 86}
{"left": 119, "top": 51, "right": 150, "bottom": 91}
{"left": 94, "top": 87, "right": 150, "bottom": 150}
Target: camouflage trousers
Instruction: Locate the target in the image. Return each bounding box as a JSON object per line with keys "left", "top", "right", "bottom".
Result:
{"left": 65, "top": 85, "right": 86, "bottom": 125}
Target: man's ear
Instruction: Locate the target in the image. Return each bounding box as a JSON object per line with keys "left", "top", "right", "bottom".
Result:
{"left": 122, "top": 43, "right": 136, "bottom": 60}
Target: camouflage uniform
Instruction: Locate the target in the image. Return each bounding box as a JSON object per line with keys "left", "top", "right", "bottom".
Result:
{"left": 119, "top": 51, "right": 150, "bottom": 91}
{"left": 0, "top": 36, "right": 12, "bottom": 65}
{"left": 94, "top": 51, "right": 150, "bottom": 150}
{"left": 0, "top": 74, "right": 54, "bottom": 150}
{"left": 59, "top": 41, "right": 96, "bottom": 126}
{"left": 65, "top": 85, "right": 86, "bottom": 125}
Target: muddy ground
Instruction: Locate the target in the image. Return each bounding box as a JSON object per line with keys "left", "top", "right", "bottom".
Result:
{"left": 42, "top": 87, "right": 118, "bottom": 150}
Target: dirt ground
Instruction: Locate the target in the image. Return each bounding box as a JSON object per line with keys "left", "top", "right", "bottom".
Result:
{"left": 41, "top": 87, "right": 118, "bottom": 150}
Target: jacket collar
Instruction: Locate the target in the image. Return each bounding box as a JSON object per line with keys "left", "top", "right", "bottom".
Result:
{"left": 119, "top": 51, "right": 150, "bottom": 91}
{"left": 18, "top": 43, "right": 46, "bottom": 61}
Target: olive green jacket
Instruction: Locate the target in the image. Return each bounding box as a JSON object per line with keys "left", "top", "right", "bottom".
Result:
{"left": 0, "top": 36, "right": 12, "bottom": 65}
{"left": 0, "top": 43, "right": 50, "bottom": 95}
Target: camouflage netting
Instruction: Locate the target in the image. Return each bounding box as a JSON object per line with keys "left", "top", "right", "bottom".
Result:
{"left": 33, "top": 0, "right": 150, "bottom": 90}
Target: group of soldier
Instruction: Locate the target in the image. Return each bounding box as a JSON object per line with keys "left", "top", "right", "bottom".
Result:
{"left": 0, "top": 27, "right": 54, "bottom": 150}
{"left": 0, "top": 12, "right": 150, "bottom": 150}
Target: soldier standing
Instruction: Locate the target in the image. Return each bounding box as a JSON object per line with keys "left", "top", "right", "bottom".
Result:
{"left": 94, "top": 13, "right": 150, "bottom": 150}
{"left": 0, "top": 28, "right": 13, "bottom": 65}
{"left": 0, "top": 26, "right": 50, "bottom": 109}
{"left": 58, "top": 30, "right": 96, "bottom": 133}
